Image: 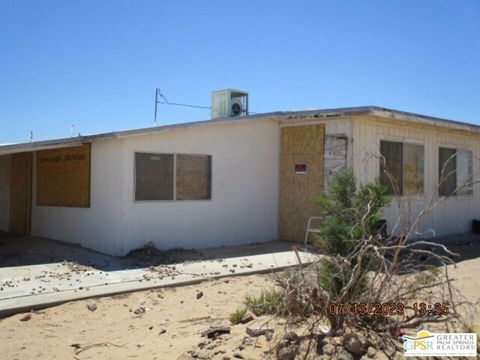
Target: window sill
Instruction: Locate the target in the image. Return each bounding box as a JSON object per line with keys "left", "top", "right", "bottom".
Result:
{"left": 133, "top": 199, "right": 213, "bottom": 203}
{"left": 438, "top": 195, "right": 474, "bottom": 200}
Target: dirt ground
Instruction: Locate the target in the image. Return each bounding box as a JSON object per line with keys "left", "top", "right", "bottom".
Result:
{"left": 1, "top": 255, "right": 480, "bottom": 359}
{"left": 1, "top": 273, "right": 282, "bottom": 360}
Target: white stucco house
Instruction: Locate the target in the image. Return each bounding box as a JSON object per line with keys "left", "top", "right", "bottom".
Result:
{"left": 1, "top": 99, "right": 479, "bottom": 256}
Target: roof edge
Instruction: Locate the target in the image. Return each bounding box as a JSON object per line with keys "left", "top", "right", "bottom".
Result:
{"left": 0, "top": 106, "right": 478, "bottom": 155}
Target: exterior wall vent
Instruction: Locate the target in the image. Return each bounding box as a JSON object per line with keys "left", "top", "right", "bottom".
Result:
{"left": 211, "top": 89, "right": 249, "bottom": 119}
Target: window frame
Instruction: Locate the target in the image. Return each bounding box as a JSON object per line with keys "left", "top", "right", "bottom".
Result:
{"left": 379, "top": 139, "right": 425, "bottom": 198}
{"left": 133, "top": 151, "right": 212, "bottom": 202}
{"left": 437, "top": 146, "right": 473, "bottom": 198}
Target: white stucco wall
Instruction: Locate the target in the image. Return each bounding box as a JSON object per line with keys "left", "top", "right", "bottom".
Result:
{"left": 30, "top": 118, "right": 280, "bottom": 255}
{"left": 0, "top": 155, "right": 11, "bottom": 232}
{"left": 31, "top": 139, "right": 126, "bottom": 255}
{"left": 119, "top": 118, "right": 280, "bottom": 254}
{"left": 352, "top": 117, "right": 480, "bottom": 237}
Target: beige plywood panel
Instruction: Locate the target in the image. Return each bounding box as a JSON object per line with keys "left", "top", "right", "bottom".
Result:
{"left": 37, "top": 144, "right": 91, "bottom": 207}
{"left": 176, "top": 154, "right": 211, "bottom": 200}
{"left": 9, "top": 152, "right": 32, "bottom": 234}
{"left": 280, "top": 124, "right": 324, "bottom": 241}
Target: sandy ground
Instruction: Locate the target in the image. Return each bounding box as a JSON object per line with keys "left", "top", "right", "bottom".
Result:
{"left": 1, "top": 273, "right": 281, "bottom": 360}
{"left": 1, "top": 256, "right": 479, "bottom": 360}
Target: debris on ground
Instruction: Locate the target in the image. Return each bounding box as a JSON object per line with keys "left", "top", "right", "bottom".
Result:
{"left": 133, "top": 306, "right": 146, "bottom": 315}
{"left": 19, "top": 313, "right": 32, "bottom": 321}
{"left": 64, "top": 261, "right": 95, "bottom": 273}
{"left": 245, "top": 318, "right": 275, "bottom": 337}
{"left": 86, "top": 303, "right": 97, "bottom": 312}
{"left": 201, "top": 325, "right": 231, "bottom": 339}
{"left": 125, "top": 242, "right": 210, "bottom": 265}
{"left": 239, "top": 311, "right": 254, "bottom": 324}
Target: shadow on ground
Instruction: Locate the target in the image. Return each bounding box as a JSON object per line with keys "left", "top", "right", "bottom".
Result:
{"left": 1, "top": 232, "right": 478, "bottom": 272}
{"left": 0, "top": 232, "right": 310, "bottom": 271}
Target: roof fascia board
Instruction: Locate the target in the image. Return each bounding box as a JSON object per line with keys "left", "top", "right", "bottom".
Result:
{"left": 370, "top": 108, "right": 480, "bottom": 134}
{"left": 0, "top": 140, "right": 85, "bottom": 156}
{"left": 1, "top": 106, "right": 479, "bottom": 155}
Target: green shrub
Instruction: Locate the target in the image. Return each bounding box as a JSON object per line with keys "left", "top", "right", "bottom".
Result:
{"left": 314, "top": 170, "right": 389, "bottom": 303}
{"left": 244, "top": 288, "right": 284, "bottom": 316}
{"left": 229, "top": 307, "right": 247, "bottom": 325}
{"left": 315, "top": 169, "right": 390, "bottom": 256}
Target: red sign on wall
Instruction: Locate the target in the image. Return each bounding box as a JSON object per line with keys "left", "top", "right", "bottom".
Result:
{"left": 295, "top": 163, "right": 307, "bottom": 175}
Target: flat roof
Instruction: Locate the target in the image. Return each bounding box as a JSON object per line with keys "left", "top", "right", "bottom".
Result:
{"left": 0, "top": 105, "right": 479, "bottom": 155}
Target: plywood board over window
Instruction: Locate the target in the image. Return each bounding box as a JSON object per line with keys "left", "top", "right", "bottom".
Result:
{"left": 37, "top": 143, "right": 91, "bottom": 207}
{"left": 176, "top": 154, "right": 211, "bottom": 200}
{"left": 135, "top": 153, "right": 174, "bottom": 200}
{"left": 9, "top": 152, "right": 32, "bottom": 234}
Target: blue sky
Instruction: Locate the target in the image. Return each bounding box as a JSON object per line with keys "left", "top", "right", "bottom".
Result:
{"left": 1, "top": 1, "right": 479, "bottom": 144}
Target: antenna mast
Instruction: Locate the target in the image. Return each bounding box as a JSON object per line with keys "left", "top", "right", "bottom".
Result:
{"left": 153, "top": 88, "right": 210, "bottom": 123}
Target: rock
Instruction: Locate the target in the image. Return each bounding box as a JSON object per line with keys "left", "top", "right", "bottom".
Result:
{"left": 196, "top": 291, "right": 204, "bottom": 299}
{"left": 237, "top": 336, "right": 254, "bottom": 350}
{"left": 367, "top": 346, "right": 377, "bottom": 358}
{"left": 336, "top": 347, "right": 354, "bottom": 360}
{"left": 277, "top": 346, "right": 296, "bottom": 360}
{"left": 19, "top": 314, "right": 32, "bottom": 322}
{"left": 159, "top": 328, "right": 166, "bottom": 335}
{"left": 322, "top": 343, "right": 335, "bottom": 355}
{"left": 264, "top": 331, "right": 273, "bottom": 341}
{"left": 190, "top": 350, "right": 211, "bottom": 359}
{"left": 284, "top": 331, "right": 300, "bottom": 343}
{"left": 246, "top": 325, "right": 275, "bottom": 337}
{"left": 177, "top": 353, "right": 195, "bottom": 360}
{"left": 196, "top": 351, "right": 210, "bottom": 360}
{"left": 201, "top": 325, "right": 230, "bottom": 339}
{"left": 133, "top": 306, "right": 146, "bottom": 315}
{"left": 391, "top": 352, "right": 403, "bottom": 360}
{"left": 331, "top": 336, "right": 343, "bottom": 346}
{"left": 239, "top": 311, "right": 254, "bottom": 324}
{"left": 343, "top": 333, "right": 365, "bottom": 355}
{"left": 87, "top": 303, "right": 97, "bottom": 312}
{"left": 318, "top": 325, "right": 332, "bottom": 336}
{"left": 233, "top": 352, "right": 245, "bottom": 359}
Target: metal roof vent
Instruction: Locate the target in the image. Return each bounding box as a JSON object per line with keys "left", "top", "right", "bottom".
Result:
{"left": 211, "top": 89, "right": 249, "bottom": 119}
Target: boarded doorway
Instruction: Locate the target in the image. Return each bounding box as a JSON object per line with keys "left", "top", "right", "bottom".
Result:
{"left": 9, "top": 152, "right": 33, "bottom": 235}
{"left": 280, "top": 124, "right": 325, "bottom": 241}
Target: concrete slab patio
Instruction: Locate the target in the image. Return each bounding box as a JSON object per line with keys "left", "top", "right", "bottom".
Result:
{"left": 0, "top": 233, "right": 321, "bottom": 317}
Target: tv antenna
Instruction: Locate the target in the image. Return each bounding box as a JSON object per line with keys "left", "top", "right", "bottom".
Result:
{"left": 154, "top": 88, "right": 210, "bottom": 123}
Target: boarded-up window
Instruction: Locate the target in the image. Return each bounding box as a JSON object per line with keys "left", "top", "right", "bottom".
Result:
{"left": 403, "top": 144, "right": 424, "bottom": 195}
{"left": 323, "top": 136, "right": 347, "bottom": 188}
{"left": 380, "top": 141, "right": 424, "bottom": 196}
{"left": 176, "top": 155, "right": 211, "bottom": 200}
{"left": 380, "top": 141, "right": 403, "bottom": 195}
{"left": 135, "top": 153, "right": 174, "bottom": 200}
{"left": 37, "top": 144, "right": 91, "bottom": 207}
{"left": 456, "top": 150, "right": 473, "bottom": 195}
{"left": 134, "top": 153, "right": 212, "bottom": 201}
{"left": 439, "top": 148, "right": 472, "bottom": 196}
